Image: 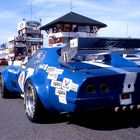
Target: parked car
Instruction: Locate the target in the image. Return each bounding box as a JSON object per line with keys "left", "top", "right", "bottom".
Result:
{"left": 1, "top": 38, "right": 140, "bottom": 122}
{"left": 0, "top": 58, "right": 8, "bottom": 66}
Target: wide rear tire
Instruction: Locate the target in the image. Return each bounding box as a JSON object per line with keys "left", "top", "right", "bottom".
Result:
{"left": 24, "top": 79, "right": 47, "bottom": 123}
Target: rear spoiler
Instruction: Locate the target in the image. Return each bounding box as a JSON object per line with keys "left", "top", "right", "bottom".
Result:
{"left": 59, "top": 37, "right": 140, "bottom": 62}
{"left": 77, "top": 37, "right": 140, "bottom": 50}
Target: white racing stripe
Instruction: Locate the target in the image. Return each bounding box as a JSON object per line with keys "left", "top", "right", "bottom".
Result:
{"left": 123, "top": 72, "right": 137, "bottom": 93}
{"left": 83, "top": 61, "right": 112, "bottom": 68}
{"left": 108, "top": 67, "right": 128, "bottom": 73}
{"left": 83, "top": 61, "right": 128, "bottom": 73}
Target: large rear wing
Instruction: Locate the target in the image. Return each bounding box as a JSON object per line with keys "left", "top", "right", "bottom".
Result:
{"left": 60, "top": 37, "right": 140, "bottom": 62}
{"left": 77, "top": 37, "right": 140, "bottom": 50}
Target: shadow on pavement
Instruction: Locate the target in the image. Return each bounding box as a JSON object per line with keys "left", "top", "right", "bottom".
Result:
{"left": 33, "top": 109, "right": 140, "bottom": 131}
{"left": 68, "top": 110, "right": 140, "bottom": 130}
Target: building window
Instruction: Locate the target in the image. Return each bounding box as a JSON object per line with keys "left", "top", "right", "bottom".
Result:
{"left": 63, "top": 24, "right": 71, "bottom": 32}
{"left": 86, "top": 26, "right": 90, "bottom": 33}
{"left": 72, "top": 25, "right": 78, "bottom": 32}
{"left": 78, "top": 26, "right": 86, "bottom": 32}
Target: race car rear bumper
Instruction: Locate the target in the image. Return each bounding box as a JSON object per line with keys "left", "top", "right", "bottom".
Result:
{"left": 68, "top": 92, "right": 140, "bottom": 112}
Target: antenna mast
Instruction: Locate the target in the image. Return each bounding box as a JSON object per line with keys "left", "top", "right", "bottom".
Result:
{"left": 126, "top": 24, "right": 128, "bottom": 37}
{"left": 31, "top": 3, "right": 32, "bottom": 21}
{"left": 70, "top": 0, "right": 73, "bottom": 12}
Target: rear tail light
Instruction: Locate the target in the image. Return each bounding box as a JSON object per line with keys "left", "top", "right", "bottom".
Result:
{"left": 100, "top": 84, "right": 109, "bottom": 93}
{"left": 86, "top": 85, "right": 96, "bottom": 95}
{"left": 121, "top": 93, "right": 130, "bottom": 99}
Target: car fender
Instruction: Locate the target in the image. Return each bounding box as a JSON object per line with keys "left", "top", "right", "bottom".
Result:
{"left": 1, "top": 66, "right": 24, "bottom": 93}
{"left": 27, "top": 68, "right": 86, "bottom": 112}
{"left": 26, "top": 71, "right": 57, "bottom": 112}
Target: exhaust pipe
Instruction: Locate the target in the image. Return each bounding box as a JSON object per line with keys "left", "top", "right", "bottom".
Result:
{"left": 114, "top": 105, "right": 139, "bottom": 112}
{"left": 137, "top": 104, "right": 140, "bottom": 110}
{"left": 122, "top": 106, "right": 127, "bottom": 111}
{"left": 114, "top": 107, "right": 120, "bottom": 112}
{"left": 130, "top": 105, "right": 135, "bottom": 110}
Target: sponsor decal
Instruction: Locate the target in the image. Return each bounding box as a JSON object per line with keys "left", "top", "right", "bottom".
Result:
{"left": 55, "top": 88, "right": 66, "bottom": 96}
{"left": 19, "top": 23, "right": 24, "bottom": 29}
{"left": 54, "top": 68, "right": 64, "bottom": 75}
{"left": 58, "top": 96, "right": 67, "bottom": 104}
{"left": 39, "top": 64, "right": 48, "bottom": 71}
{"left": 39, "top": 64, "right": 44, "bottom": 69}
{"left": 55, "top": 88, "right": 67, "bottom": 104}
{"left": 43, "top": 64, "right": 48, "bottom": 71}
{"left": 70, "top": 38, "right": 78, "bottom": 48}
{"left": 71, "top": 83, "right": 79, "bottom": 92}
{"left": 51, "top": 80, "right": 62, "bottom": 89}
{"left": 8, "top": 69, "right": 19, "bottom": 74}
{"left": 18, "top": 71, "right": 25, "bottom": 92}
{"left": 18, "top": 21, "right": 25, "bottom": 30}
{"left": 45, "top": 66, "right": 63, "bottom": 74}
{"left": 54, "top": 78, "right": 79, "bottom": 104}
{"left": 47, "top": 73, "right": 58, "bottom": 80}
{"left": 46, "top": 66, "right": 56, "bottom": 73}
{"left": 62, "top": 78, "right": 72, "bottom": 91}
{"left": 26, "top": 21, "right": 40, "bottom": 27}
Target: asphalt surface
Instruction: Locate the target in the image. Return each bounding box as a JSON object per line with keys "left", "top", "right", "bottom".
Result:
{"left": 1, "top": 66, "right": 140, "bottom": 140}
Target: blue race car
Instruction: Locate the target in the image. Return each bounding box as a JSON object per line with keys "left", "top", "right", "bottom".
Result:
{"left": 1, "top": 37, "right": 140, "bottom": 122}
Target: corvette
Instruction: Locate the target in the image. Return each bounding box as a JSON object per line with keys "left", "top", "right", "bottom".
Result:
{"left": 1, "top": 37, "right": 140, "bottom": 122}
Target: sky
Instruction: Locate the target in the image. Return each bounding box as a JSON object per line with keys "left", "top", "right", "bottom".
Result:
{"left": 0, "top": 0, "right": 140, "bottom": 45}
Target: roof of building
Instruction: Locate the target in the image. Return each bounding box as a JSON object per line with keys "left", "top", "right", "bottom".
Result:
{"left": 40, "top": 12, "right": 107, "bottom": 30}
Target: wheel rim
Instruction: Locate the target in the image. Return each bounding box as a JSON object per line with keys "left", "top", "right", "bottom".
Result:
{"left": 25, "top": 84, "right": 35, "bottom": 118}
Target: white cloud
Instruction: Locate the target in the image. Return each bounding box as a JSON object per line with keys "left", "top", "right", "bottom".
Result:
{"left": 0, "top": 11, "right": 17, "bottom": 19}
{"left": 26, "top": 0, "right": 46, "bottom": 5}
{"left": 73, "top": 0, "right": 116, "bottom": 13}
{"left": 27, "top": 0, "right": 69, "bottom": 6}
{"left": 98, "top": 20, "right": 140, "bottom": 38}
{"left": 128, "top": 11, "right": 140, "bottom": 19}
